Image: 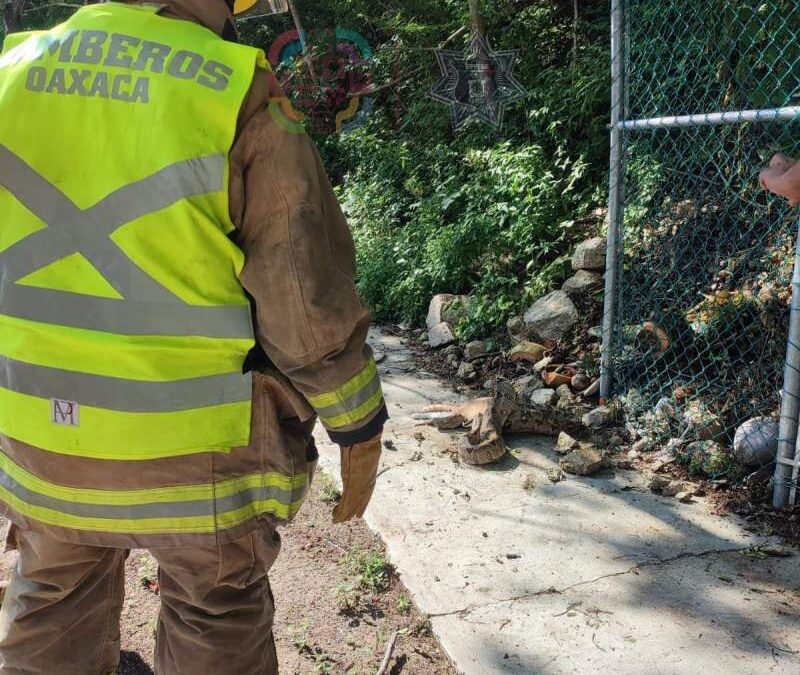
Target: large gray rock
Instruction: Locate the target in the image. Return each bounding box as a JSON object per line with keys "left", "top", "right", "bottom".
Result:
{"left": 733, "top": 417, "right": 779, "bottom": 466}
{"left": 427, "top": 294, "right": 469, "bottom": 331}
{"left": 572, "top": 237, "right": 607, "bottom": 271}
{"left": 583, "top": 405, "right": 614, "bottom": 429}
{"left": 429, "top": 322, "right": 456, "bottom": 348}
{"left": 427, "top": 294, "right": 456, "bottom": 331}
{"left": 523, "top": 291, "right": 579, "bottom": 341}
{"left": 561, "top": 445, "right": 603, "bottom": 476}
{"left": 562, "top": 270, "right": 603, "bottom": 296}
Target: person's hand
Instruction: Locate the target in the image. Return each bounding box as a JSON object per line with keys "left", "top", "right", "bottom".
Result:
{"left": 333, "top": 434, "right": 382, "bottom": 523}
{"left": 760, "top": 153, "right": 800, "bottom": 206}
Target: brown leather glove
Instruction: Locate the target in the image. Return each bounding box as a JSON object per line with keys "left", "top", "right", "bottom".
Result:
{"left": 332, "top": 434, "right": 382, "bottom": 523}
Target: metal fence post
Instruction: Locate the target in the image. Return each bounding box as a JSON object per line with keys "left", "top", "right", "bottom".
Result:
{"left": 774, "top": 221, "right": 800, "bottom": 508}
{"left": 600, "top": 0, "right": 625, "bottom": 402}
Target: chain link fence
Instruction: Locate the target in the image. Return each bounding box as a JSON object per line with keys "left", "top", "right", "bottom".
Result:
{"left": 601, "top": 0, "right": 800, "bottom": 503}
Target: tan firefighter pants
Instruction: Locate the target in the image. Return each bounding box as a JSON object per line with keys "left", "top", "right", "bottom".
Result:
{"left": 0, "top": 524, "right": 282, "bottom": 675}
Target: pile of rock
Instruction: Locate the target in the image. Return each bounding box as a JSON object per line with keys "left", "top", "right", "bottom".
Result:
{"left": 623, "top": 381, "right": 780, "bottom": 479}
{"left": 417, "top": 233, "right": 782, "bottom": 485}
{"left": 562, "top": 237, "right": 606, "bottom": 298}
{"left": 555, "top": 432, "right": 605, "bottom": 476}
{"left": 429, "top": 237, "right": 606, "bottom": 355}
{"left": 414, "top": 236, "right": 618, "bottom": 468}
{"left": 421, "top": 236, "right": 611, "bottom": 426}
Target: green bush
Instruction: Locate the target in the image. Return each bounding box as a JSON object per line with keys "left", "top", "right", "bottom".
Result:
{"left": 317, "top": 0, "right": 612, "bottom": 339}
{"left": 338, "top": 134, "right": 590, "bottom": 337}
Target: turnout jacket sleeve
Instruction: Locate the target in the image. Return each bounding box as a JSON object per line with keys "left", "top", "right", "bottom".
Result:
{"left": 229, "top": 69, "right": 387, "bottom": 446}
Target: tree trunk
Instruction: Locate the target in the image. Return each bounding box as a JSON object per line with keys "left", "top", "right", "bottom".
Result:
{"left": 467, "top": 0, "right": 486, "bottom": 39}
{"left": 573, "top": 0, "right": 579, "bottom": 64}
{"left": 466, "top": 0, "right": 496, "bottom": 109}
{"left": 3, "top": 0, "right": 26, "bottom": 34}
{"left": 287, "top": 0, "right": 318, "bottom": 85}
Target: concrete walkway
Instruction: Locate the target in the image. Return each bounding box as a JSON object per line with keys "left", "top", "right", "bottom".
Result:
{"left": 315, "top": 328, "right": 800, "bottom": 674}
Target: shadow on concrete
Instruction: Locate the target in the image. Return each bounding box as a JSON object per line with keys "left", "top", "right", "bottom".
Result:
{"left": 467, "top": 448, "right": 800, "bottom": 666}
{"left": 366, "top": 327, "right": 800, "bottom": 672}
{"left": 480, "top": 452, "right": 521, "bottom": 473}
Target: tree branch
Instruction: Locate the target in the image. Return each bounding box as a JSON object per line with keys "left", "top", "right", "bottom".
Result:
{"left": 572, "top": 0, "right": 579, "bottom": 64}
{"left": 3, "top": 0, "right": 27, "bottom": 34}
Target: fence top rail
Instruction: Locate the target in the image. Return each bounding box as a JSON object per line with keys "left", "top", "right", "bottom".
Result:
{"left": 616, "top": 107, "right": 800, "bottom": 131}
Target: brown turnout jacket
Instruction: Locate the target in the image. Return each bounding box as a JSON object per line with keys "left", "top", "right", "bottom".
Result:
{"left": 0, "top": 0, "right": 386, "bottom": 548}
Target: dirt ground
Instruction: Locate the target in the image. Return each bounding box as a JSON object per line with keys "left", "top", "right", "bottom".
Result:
{"left": 0, "top": 475, "right": 456, "bottom": 675}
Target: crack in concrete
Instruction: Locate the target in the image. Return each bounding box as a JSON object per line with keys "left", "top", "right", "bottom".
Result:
{"left": 427, "top": 545, "right": 751, "bottom": 620}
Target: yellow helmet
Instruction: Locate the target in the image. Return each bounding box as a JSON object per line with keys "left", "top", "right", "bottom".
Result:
{"left": 232, "top": 0, "right": 289, "bottom": 16}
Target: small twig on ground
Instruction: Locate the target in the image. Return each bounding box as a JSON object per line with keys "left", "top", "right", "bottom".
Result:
{"left": 553, "top": 601, "right": 583, "bottom": 618}
{"left": 323, "top": 537, "right": 347, "bottom": 554}
{"left": 592, "top": 632, "right": 607, "bottom": 652}
{"left": 768, "top": 641, "right": 799, "bottom": 655}
{"left": 466, "top": 351, "right": 504, "bottom": 363}
{"left": 376, "top": 630, "right": 400, "bottom": 675}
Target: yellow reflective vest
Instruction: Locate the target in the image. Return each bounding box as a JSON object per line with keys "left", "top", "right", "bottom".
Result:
{"left": 0, "top": 3, "right": 308, "bottom": 539}
{"left": 0, "top": 3, "right": 264, "bottom": 458}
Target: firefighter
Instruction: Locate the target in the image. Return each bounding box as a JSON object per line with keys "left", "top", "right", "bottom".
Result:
{"left": 0, "top": 1, "right": 386, "bottom": 673}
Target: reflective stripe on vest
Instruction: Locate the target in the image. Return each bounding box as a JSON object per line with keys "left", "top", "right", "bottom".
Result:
{"left": 0, "top": 453, "right": 308, "bottom": 533}
{"left": 0, "top": 354, "right": 250, "bottom": 413}
{"left": 0, "top": 147, "right": 253, "bottom": 339}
